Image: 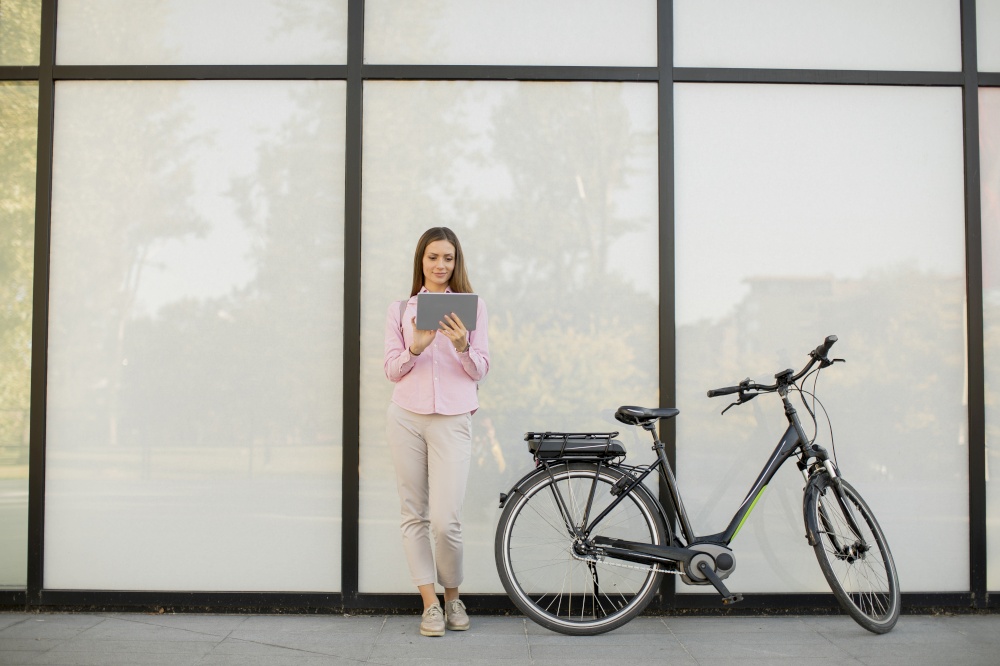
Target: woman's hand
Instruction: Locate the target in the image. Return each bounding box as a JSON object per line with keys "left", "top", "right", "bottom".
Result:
{"left": 409, "top": 317, "right": 436, "bottom": 355}
{"left": 439, "top": 313, "right": 469, "bottom": 353}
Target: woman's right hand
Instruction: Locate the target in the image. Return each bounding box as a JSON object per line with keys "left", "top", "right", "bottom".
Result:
{"left": 409, "top": 317, "right": 436, "bottom": 355}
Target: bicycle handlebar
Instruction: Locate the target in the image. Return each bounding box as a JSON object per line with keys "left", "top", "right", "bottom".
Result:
{"left": 706, "top": 385, "right": 742, "bottom": 398}
{"left": 706, "top": 335, "right": 839, "bottom": 399}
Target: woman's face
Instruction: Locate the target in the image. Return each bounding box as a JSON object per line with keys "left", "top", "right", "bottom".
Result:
{"left": 422, "top": 239, "right": 456, "bottom": 292}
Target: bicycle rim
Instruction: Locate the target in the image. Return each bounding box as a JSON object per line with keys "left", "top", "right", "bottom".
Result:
{"left": 809, "top": 478, "right": 900, "bottom": 633}
{"left": 497, "top": 464, "right": 665, "bottom": 635}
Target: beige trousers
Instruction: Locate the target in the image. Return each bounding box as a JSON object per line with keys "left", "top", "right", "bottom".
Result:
{"left": 386, "top": 402, "right": 473, "bottom": 588}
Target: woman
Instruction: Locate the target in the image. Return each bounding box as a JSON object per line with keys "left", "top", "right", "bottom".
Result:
{"left": 383, "top": 227, "right": 490, "bottom": 637}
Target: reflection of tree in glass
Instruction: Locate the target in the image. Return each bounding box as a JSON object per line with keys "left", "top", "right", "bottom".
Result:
{"left": 464, "top": 83, "right": 659, "bottom": 488}
{"left": 0, "top": 0, "right": 41, "bottom": 65}
{"left": 270, "top": 0, "right": 348, "bottom": 61}
{"left": 676, "top": 267, "right": 967, "bottom": 590}
{"left": 118, "top": 84, "right": 343, "bottom": 472}
{"left": 0, "top": 81, "right": 35, "bottom": 587}
{"left": 0, "top": 83, "right": 36, "bottom": 466}
{"left": 49, "top": 83, "right": 205, "bottom": 449}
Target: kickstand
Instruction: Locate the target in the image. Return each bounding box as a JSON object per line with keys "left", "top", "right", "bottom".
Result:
{"left": 697, "top": 561, "right": 744, "bottom": 605}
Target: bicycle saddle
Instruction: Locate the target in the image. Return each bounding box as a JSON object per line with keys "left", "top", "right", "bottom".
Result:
{"left": 615, "top": 405, "right": 680, "bottom": 425}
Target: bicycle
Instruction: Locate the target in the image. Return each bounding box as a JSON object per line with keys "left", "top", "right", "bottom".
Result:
{"left": 494, "top": 335, "right": 900, "bottom": 636}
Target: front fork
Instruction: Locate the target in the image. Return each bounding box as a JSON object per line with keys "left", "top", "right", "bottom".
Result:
{"left": 786, "top": 390, "right": 867, "bottom": 552}
{"left": 800, "top": 445, "right": 867, "bottom": 552}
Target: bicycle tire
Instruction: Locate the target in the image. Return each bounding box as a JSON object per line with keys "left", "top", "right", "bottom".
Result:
{"left": 804, "top": 474, "right": 900, "bottom": 633}
{"left": 495, "top": 462, "right": 667, "bottom": 635}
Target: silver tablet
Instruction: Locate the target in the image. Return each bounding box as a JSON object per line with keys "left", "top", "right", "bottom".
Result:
{"left": 415, "top": 293, "right": 479, "bottom": 331}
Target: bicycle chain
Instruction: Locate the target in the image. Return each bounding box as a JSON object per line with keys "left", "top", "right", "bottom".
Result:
{"left": 574, "top": 552, "right": 684, "bottom": 576}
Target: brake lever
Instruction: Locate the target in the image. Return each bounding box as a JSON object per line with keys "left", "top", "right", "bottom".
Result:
{"left": 721, "top": 391, "right": 759, "bottom": 415}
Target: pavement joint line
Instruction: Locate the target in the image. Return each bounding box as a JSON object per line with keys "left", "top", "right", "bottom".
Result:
{"left": 96, "top": 613, "right": 243, "bottom": 642}
{"left": 220, "top": 633, "right": 370, "bottom": 663}
{"left": 364, "top": 615, "right": 387, "bottom": 663}
{"left": 522, "top": 617, "right": 532, "bottom": 663}
{"left": 661, "top": 616, "right": 698, "bottom": 664}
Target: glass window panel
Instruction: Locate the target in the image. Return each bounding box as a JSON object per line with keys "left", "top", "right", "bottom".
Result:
{"left": 983, "top": 88, "right": 1000, "bottom": 590}
{"left": 365, "top": 0, "right": 656, "bottom": 66}
{"left": 359, "top": 81, "right": 659, "bottom": 592}
{"left": 0, "top": 82, "right": 37, "bottom": 588}
{"left": 980, "top": 0, "right": 1000, "bottom": 72}
{"left": 45, "top": 80, "right": 345, "bottom": 591}
{"left": 675, "top": 83, "right": 967, "bottom": 593}
{"left": 0, "top": 0, "right": 41, "bottom": 65}
{"left": 56, "top": 0, "right": 347, "bottom": 65}
{"left": 674, "top": 0, "right": 961, "bottom": 71}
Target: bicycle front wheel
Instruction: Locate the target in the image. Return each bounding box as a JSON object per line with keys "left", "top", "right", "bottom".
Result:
{"left": 495, "top": 462, "right": 667, "bottom": 635}
{"left": 804, "top": 475, "right": 900, "bottom": 633}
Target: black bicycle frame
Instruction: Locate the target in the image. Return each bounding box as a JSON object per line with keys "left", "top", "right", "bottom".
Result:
{"left": 581, "top": 393, "right": 816, "bottom": 549}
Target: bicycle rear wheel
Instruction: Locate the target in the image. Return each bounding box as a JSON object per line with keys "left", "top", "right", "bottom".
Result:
{"left": 804, "top": 475, "right": 900, "bottom": 633}
{"left": 495, "top": 462, "right": 667, "bottom": 635}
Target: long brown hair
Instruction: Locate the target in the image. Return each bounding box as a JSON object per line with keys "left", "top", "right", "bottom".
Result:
{"left": 410, "top": 227, "right": 474, "bottom": 296}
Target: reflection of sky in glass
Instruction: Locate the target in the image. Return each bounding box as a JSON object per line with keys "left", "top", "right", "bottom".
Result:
{"left": 980, "top": 0, "right": 1000, "bottom": 72}
{"left": 131, "top": 85, "right": 305, "bottom": 317}
{"left": 675, "top": 84, "right": 967, "bottom": 593}
{"left": 365, "top": 0, "right": 656, "bottom": 66}
{"left": 57, "top": 0, "right": 347, "bottom": 65}
{"left": 675, "top": 83, "right": 965, "bottom": 327}
{"left": 358, "top": 81, "right": 659, "bottom": 592}
{"left": 675, "top": 0, "right": 960, "bottom": 71}
{"left": 981, "top": 88, "right": 1000, "bottom": 590}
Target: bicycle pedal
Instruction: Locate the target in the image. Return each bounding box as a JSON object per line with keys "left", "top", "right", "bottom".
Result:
{"left": 722, "top": 594, "right": 744, "bottom": 605}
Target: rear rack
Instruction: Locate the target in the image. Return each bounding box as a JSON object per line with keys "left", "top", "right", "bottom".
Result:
{"left": 524, "top": 431, "right": 625, "bottom": 461}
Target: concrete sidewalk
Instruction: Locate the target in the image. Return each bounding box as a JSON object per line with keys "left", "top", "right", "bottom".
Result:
{"left": 1, "top": 611, "right": 997, "bottom": 665}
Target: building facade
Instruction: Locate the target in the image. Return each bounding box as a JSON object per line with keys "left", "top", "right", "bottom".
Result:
{"left": 1, "top": 0, "right": 999, "bottom": 611}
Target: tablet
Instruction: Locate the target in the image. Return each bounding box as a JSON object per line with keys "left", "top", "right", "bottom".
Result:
{"left": 415, "top": 293, "right": 479, "bottom": 331}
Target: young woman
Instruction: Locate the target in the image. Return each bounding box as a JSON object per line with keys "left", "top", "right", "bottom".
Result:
{"left": 383, "top": 227, "right": 490, "bottom": 637}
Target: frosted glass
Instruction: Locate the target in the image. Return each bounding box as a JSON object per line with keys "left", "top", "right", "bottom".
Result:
{"left": 56, "top": 0, "right": 347, "bottom": 65}
{"left": 0, "top": 0, "right": 40, "bottom": 65}
{"left": 980, "top": 0, "right": 1000, "bottom": 72}
{"left": 674, "top": 0, "right": 961, "bottom": 71}
{"left": 0, "top": 83, "right": 37, "bottom": 588}
{"left": 365, "top": 0, "right": 656, "bottom": 66}
{"left": 358, "top": 81, "right": 659, "bottom": 592}
{"left": 983, "top": 89, "right": 1000, "bottom": 590}
{"left": 46, "top": 80, "right": 345, "bottom": 591}
{"left": 675, "top": 83, "right": 967, "bottom": 593}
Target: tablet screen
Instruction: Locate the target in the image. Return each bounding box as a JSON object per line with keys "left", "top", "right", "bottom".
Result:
{"left": 415, "top": 293, "right": 479, "bottom": 331}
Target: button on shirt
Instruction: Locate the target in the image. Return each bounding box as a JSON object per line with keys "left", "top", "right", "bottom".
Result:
{"left": 384, "top": 288, "right": 490, "bottom": 415}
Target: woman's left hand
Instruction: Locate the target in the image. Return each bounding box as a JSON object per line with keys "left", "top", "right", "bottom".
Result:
{"left": 439, "top": 313, "right": 469, "bottom": 353}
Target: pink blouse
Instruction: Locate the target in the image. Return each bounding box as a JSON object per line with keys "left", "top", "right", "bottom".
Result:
{"left": 383, "top": 288, "right": 490, "bottom": 415}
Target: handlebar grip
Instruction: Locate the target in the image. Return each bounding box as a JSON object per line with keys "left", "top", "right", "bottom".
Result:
{"left": 815, "top": 334, "right": 838, "bottom": 358}
{"left": 707, "top": 386, "right": 741, "bottom": 398}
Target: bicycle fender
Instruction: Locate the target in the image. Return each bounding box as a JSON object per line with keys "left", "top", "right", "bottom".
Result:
{"left": 498, "top": 464, "right": 559, "bottom": 508}
{"left": 802, "top": 473, "right": 826, "bottom": 547}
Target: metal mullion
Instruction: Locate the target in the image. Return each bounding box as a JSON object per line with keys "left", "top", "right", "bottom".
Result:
{"left": 961, "top": 0, "right": 987, "bottom": 609}
{"left": 51, "top": 64, "right": 348, "bottom": 81}
{"left": 0, "top": 66, "right": 40, "bottom": 80}
{"left": 26, "top": 0, "right": 58, "bottom": 607}
{"left": 658, "top": 0, "right": 678, "bottom": 611}
{"left": 673, "top": 67, "right": 964, "bottom": 87}
{"left": 361, "top": 64, "right": 658, "bottom": 82}
{"left": 339, "top": 0, "right": 364, "bottom": 602}
{"left": 982, "top": 73, "right": 1000, "bottom": 86}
